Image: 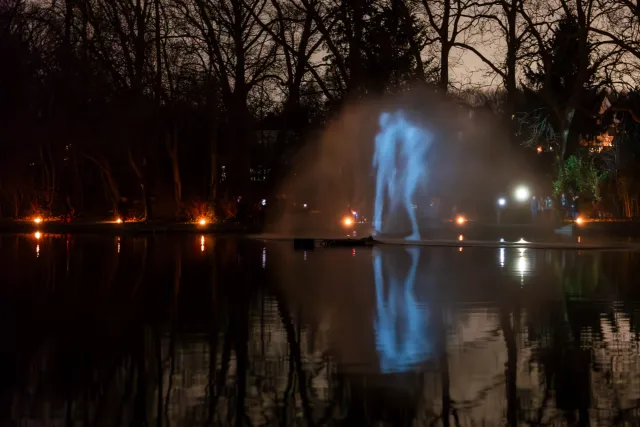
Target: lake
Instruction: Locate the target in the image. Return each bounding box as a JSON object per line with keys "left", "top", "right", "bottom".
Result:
{"left": 1, "top": 233, "right": 639, "bottom": 426}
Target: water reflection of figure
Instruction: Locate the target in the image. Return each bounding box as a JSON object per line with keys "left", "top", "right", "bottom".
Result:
{"left": 372, "top": 110, "right": 431, "bottom": 240}
{"left": 373, "top": 247, "right": 431, "bottom": 373}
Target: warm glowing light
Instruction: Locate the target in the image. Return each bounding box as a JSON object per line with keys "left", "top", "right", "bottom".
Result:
{"left": 576, "top": 216, "right": 584, "bottom": 225}
{"left": 198, "top": 218, "right": 207, "bottom": 226}
{"left": 456, "top": 215, "right": 466, "bottom": 225}
{"left": 33, "top": 217, "right": 43, "bottom": 224}
{"left": 343, "top": 216, "right": 353, "bottom": 226}
{"left": 116, "top": 218, "right": 123, "bottom": 224}
{"left": 458, "top": 234, "right": 464, "bottom": 241}
{"left": 200, "top": 235, "right": 205, "bottom": 245}
{"left": 537, "top": 146, "right": 543, "bottom": 154}
{"left": 34, "top": 231, "right": 41, "bottom": 240}
{"left": 514, "top": 186, "right": 530, "bottom": 202}
{"left": 458, "top": 247, "right": 463, "bottom": 252}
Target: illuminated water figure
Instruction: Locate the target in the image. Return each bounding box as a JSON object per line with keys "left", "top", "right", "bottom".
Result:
{"left": 372, "top": 110, "right": 432, "bottom": 240}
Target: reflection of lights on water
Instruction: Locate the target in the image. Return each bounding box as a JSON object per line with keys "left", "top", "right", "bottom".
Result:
{"left": 35, "top": 231, "right": 41, "bottom": 257}
{"left": 303, "top": 251, "right": 307, "bottom": 261}
{"left": 499, "top": 247, "right": 505, "bottom": 267}
{"left": 200, "top": 235, "right": 205, "bottom": 252}
{"left": 578, "top": 236, "right": 581, "bottom": 243}
{"left": 117, "top": 236, "right": 121, "bottom": 253}
{"left": 262, "top": 247, "right": 266, "bottom": 269}
{"left": 352, "top": 248, "right": 356, "bottom": 256}
{"left": 458, "top": 234, "right": 464, "bottom": 241}
{"left": 518, "top": 257, "right": 528, "bottom": 283}
{"left": 517, "top": 247, "right": 529, "bottom": 285}
{"left": 458, "top": 247, "right": 463, "bottom": 252}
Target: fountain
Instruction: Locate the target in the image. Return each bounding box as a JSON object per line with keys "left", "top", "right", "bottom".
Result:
{"left": 268, "top": 86, "right": 521, "bottom": 240}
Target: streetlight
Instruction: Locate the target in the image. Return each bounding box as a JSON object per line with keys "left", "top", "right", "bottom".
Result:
{"left": 497, "top": 197, "right": 507, "bottom": 224}
{"left": 514, "top": 186, "right": 530, "bottom": 202}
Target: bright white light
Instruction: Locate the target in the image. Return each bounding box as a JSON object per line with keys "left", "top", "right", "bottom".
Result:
{"left": 458, "top": 234, "right": 464, "bottom": 241}
{"left": 261, "top": 199, "right": 266, "bottom": 206}
{"left": 116, "top": 218, "right": 123, "bottom": 224}
{"left": 517, "top": 238, "right": 529, "bottom": 244}
{"left": 499, "top": 247, "right": 505, "bottom": 267}
{"left": 198, "top": 218, "right": 207, "bottom": 226}
{"left": 498, "top": 197, "right": 506, "bottom": 206}
{"left": 303, "top": 203, "right": 308, "bottom": 208}
{"left": 514, "top": 186, "right": 530, "bottom": 202}
{"left": 34, "top": 231, "right": 41, "bottom": 240}
{"left": 33, "top": 217, "right": 43, "bottom": 224}
{"left": 456, "top": 215, "right": 466, "bottom": 225}
{"left": 576, "top": 216, "right": 584, "bottom": 225}
{"left": 499, "top": 238, "right": 505, "bottom": 243}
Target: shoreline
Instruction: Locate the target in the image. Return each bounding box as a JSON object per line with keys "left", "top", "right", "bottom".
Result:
{"left": 1, "top": 219, "right": 640, "bottom": 238}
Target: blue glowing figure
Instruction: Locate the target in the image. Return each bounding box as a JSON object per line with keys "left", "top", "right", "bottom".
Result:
{"left": 372, "top": 110, "right": 432, "bottom": 240}
{"left": 373, "top": 247, "right": 431, "bottom": 373}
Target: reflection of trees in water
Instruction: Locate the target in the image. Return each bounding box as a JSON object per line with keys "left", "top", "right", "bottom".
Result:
{"left": 5, "top": 237, "right": 640, "bottom": 425}
{"left": 0, "top": 235, "right": 347, "bottom": 426}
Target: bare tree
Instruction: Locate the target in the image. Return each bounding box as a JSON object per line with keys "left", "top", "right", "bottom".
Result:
{"left": 419, "top": 0, "right": 480, "bottom": 92}
{"left": 173, "top": 0, "right": 278, "bottom": 196}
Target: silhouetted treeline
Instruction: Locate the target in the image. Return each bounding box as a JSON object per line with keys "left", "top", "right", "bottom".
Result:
{"left": 1, "top": 0, "right": 639, "bottom": 220}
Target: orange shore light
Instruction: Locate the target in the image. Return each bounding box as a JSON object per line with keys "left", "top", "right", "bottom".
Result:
{"left": 456, "top": 215, "right": 466, "bottom": 225}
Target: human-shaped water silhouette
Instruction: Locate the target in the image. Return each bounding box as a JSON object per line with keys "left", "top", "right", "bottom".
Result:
{"left": 373, "top": 246, "right": 431, "bottom": 373}
{"left": 372, "top": 110, "right": 432, "bottom": 240}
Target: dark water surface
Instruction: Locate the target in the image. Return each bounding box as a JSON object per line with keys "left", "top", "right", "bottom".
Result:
{"left": 1, "top": 233, "right": 640, "bottom": 426}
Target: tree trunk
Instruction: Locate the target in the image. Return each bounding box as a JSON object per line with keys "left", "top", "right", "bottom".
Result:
{"left": 440, "top": 44, "right": 450, "bottom": 93}
{"left": 166, "top": 126, "right": 182, "bottom": 217}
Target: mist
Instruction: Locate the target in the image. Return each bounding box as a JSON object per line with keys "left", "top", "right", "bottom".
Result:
{"left": 268, "top": 86, "right": 532, "bottom": 237}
